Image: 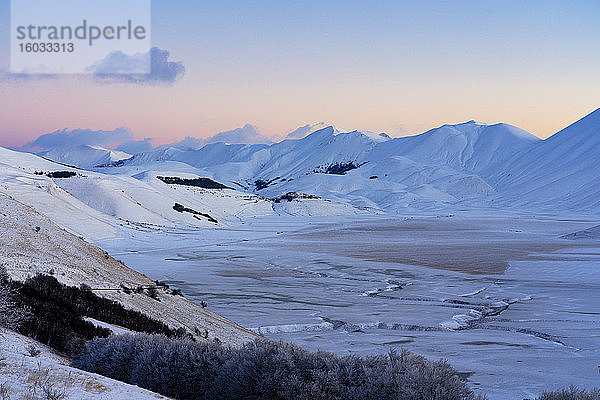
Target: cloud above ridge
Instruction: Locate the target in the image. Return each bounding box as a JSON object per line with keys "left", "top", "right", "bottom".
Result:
{"left": 17, "top": 127, "right": 133, "bottom": 152}
{"left": 89, "top": 47, "right": 185, "bottom": 84}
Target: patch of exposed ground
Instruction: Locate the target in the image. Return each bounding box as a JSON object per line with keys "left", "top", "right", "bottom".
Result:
{"left": 278, "top": 218, "right": 596, "bottom": 275}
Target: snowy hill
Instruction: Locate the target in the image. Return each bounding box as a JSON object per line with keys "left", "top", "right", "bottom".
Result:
{"left": 0, "top": 145, "right": 366, "bottom": 242}
{"left": 561, "top": 224, "right": 600, "bottom": 240}
{"left": 491, "top": 108, "right": 600, "bottom": 212}
{"left": 0, "top": 146, "right": 277, "bottom": 237}
{"left": 41, "top": 144, "right": 132, "bottom": 169}
{"left": 126, "top": 142, "right": 270, "bottom": 172}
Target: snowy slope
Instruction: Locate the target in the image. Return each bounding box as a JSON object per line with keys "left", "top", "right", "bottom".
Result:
{"left": 0, "top": 146, "right": 271, "bottom": 236}
{"left": 0, "top": 146, "right": 121, "bottom": 240}
{"left": 491, "top": 108, "right": 600, "bottom": 212}
{"left": 41, "top": 144, "right": 132, "bottom": 169}
{"left": 561, "top": 224, "right": 600, "bottom": 240}
{"left": 0, "top": 328, "right": 171, "bottom": 399}
{"left": 0, "top": 192, "right": 259, "bottom": 345}
{"left": 369, "top": 121, "right": 541, "bottom": 175}
{"left": 0, "top": 145, "right": 364, "bottom": 241}
{"left": 126, "top": 142, "right": 270, "bottom": 169}
{"left": 125, "top": 126, "right": 385, "bottom": 182}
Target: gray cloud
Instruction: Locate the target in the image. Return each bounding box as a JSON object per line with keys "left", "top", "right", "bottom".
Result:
{"left": 207, "top": 124, "right": 272, "bottom": 144}
{"left": 18, "top": 127, "right": 133, "bottom": 152}
{"left": 163, "top": 125, "right": 273, "bottom": 150}
{"left": 285, "top": 122, "right": 329, "bottom": 139}
{"left": 165, "top": 136, "right": 207, "bottom": 151}
{"left": 18, "top": 122, "right": 279, "bottom": 157}
{"left": 89, "top": 47, "right": 185, "bottom": 84}
{"left": 1, "top": 47, "right": 183, "bottom": 85}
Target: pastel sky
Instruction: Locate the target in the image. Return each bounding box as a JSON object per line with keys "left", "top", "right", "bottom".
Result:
{"left": 1, "top": 0, "right": 599, "bottom": 147}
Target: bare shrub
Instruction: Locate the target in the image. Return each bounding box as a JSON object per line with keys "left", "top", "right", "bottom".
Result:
{"left": 41, "top": 382, "right": 66, "bottom": 400}
{"left": 6, "top": 273, "right": 188, "bottom": 355}
{"left": 26, "top": 364, "right": 67, "bottom": 400}
{"left": 0, "top": 382, "right": 11, "bottom": 400}
{"left": 0, "top": 265, "right": 30, "bottom": 330}
{"left": 74, "top": 333, "right": 479, "bottom": 400}
{"left": 26, "top": 344, "right": 41, "bottom": 357}
{"left": 536, "top": 386, "right": 600, "bottom": 400}
{"left": 146, "top": 287, "right": 160, "bottom": 301}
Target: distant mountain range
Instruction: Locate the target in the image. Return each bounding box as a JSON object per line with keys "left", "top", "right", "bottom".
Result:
{"left": 97, "top": 109, "right": 599, "bottom": 213}
{"left": 1, "top": 108, "right": 598, "bottom": 233}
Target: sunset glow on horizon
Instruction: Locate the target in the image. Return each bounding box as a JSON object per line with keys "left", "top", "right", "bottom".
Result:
{"left": 1, "top": 0, "right": 599, "bottom": 147}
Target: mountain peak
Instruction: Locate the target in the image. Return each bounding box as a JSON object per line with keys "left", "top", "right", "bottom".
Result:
{"left": 304, "top": 125, "right": 339, "bottom": 139}
{"left": 342, "top": 130, "right": 391, "bottom": 143}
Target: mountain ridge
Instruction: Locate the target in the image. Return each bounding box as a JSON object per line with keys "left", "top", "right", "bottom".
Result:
{"left": 7, "top": 109, "right": 600, "bottom": 215}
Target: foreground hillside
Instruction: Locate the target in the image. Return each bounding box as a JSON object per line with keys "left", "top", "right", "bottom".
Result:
{"left": 0, "top": 192, "right": 258, "bottom": 345}
{"left": 0, "top": 328, "right": 172, "bottom": 399}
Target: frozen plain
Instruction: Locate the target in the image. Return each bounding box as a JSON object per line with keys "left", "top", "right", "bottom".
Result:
{"left": 101, "top": 210, "right": 600, "bottom": 400}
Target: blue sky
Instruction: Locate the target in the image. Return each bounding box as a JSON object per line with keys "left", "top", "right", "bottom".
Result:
{"left": 1, "top": 0, "right": 599, "bottom": 146}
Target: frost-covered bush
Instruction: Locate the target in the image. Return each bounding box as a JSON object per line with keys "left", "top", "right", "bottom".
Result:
{"left": 536, "top": 386, "right": 600, "bottom": 400}
{"left": 73, "top": 333, "right": 480, "bottom": 400}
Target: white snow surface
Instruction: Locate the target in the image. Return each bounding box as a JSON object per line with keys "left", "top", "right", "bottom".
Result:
{"left": 0, "top": 328, "right": 171, "bottom": 399}
{"left": 491, "top": 108, "right": 600, "bottom": 212}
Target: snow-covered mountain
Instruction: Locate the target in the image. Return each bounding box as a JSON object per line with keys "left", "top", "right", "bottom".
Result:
{"left": 370, "top": 121, "right": 541, "bottom": 175}
{"left": 114, "top": 122, "right": 543, "bottom": 212}
{"left": 491, "top": 108, "right": 600, "bottom": 212}
{"left": 40, "top": 144, "right": 133, "bottom": 169}
{"left": 124, "top": 126, "right": 388, "bottom": 190}
{"left": 6, "top": 109, "right": 600, "bottom": 216}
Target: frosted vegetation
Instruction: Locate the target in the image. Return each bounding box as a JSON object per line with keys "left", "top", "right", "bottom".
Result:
{"left": 537, "top": 388, "right": 600, "bottom": 400}
{"left": 73, "top": 333, "right": 483, "bottom": 400}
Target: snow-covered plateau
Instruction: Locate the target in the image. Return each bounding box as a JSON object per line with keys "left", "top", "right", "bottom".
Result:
{"left": 2, "top": 109, "right": 600, "bottom": 399}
